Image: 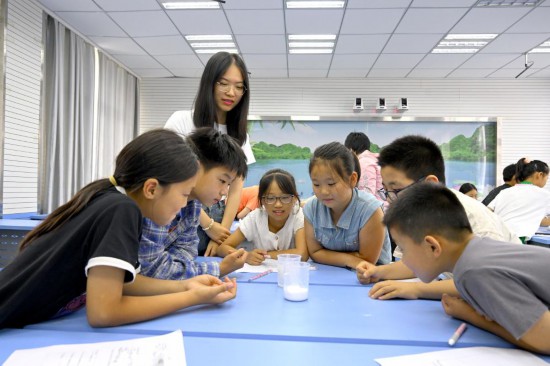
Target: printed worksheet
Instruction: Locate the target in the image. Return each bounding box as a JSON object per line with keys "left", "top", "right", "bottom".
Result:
{"left": 3, "top": 330, "right": 186, "bottom": 366}
{"left": 375, "top": 346, "right": 548, "bottom": 366}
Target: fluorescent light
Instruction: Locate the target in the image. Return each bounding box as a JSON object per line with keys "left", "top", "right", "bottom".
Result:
{"left": 444, "top": 34, "right": 497, "bottom": 40}
{"left": 438, "top": 41, "right": 488, "bottom": 47}
{"left": 286, "top": 1, "right": 344, "bottom": 8}
{"left": 432, "top": 48, "right": 479, "bottom": 54}
{"left": 185, "top": 35, "right": 232, "bottom": 41}
{"left": 290, "top": 116, "right": 320, "bottom": 121}
{"left": 289, "top": 34, "right": 336, "bottom": 40}
{"left": 289, "top": 48, "right": 333, "bottom": 54}
{"left": 247, "top": 115, "right": 262, "bottom": 120}
{"left": 195, "top": 49, "right": 238, "bottom": 54}
{"left": 162, "top": 2, "right": 220, "bottom": 9}
{"left": 289, "top": 42, "right": 334, "bottom": 48}
{"left": 530, "top": 48, "right": 550, "bottom": 53}
{"left": 190, "top": 42, "right": 236, "bottom": 48}
{"left": 475, "top": 0, "right": 542, "bottom": 6}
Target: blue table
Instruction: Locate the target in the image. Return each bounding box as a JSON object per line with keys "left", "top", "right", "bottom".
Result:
{"left": 27, "top": 282, "right": 510, "bottom": 348}
{"left": 529, "top": 226, "right": 550, "bottom": 246}
{"left": 1, "top": 329, "right": 494, "bottom": 366}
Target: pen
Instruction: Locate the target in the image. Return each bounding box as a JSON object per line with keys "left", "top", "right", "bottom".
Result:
{"left": 448, "top": 322, "right": 467, "bottom": 346}
{"left": 344, "top": 265, "right": 356, "bottom": 272}
{"left": 248, "top": 269, "right": 273, "bottom": 282}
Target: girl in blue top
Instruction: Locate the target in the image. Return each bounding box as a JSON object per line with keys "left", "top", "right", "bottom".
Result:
{"left": 304, "top": 142, "right": 391, "bottom": 268}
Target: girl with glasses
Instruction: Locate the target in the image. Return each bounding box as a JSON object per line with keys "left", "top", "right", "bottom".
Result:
{"left": 218, "top": 169, "right": 308, "bottom": 265}
{"left": 304, "top": 142, "right": 391, "bottom": 269}
{"left": 164, "top": 52, "right": 255, "bottom": 258}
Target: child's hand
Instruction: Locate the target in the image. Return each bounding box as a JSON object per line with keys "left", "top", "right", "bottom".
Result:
{"left": 246, "top": 249, "right": 268, "bottom": 265}
{"left": 369, "top": 280, "right": 421, "bottom": 300}
{"left": 205, "top": 222, "right": 230, "bottom": 244}
{"left": 204, "top": 240, "right": 219, "bottom": 257}
{"left": 356, "top": 261, "right": 383, "bottom": 284}
{"left": 442, "top": 293, "right": 478, "bottom": 322}
{"left": 189, "top": 277, "right": 238, "bottom": 305}
{"left": 219, "top": 248, "right": 248, "bottom": 276}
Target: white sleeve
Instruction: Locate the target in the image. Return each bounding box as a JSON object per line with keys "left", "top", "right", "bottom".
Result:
{"left": 242, "top": 133, "right": 256, "bottom": 165}
{"left": 164, "top": 110, "right": 194, "bottom": 137}
{"left": 293, "top": 207, "right": 305, "bottom": 234}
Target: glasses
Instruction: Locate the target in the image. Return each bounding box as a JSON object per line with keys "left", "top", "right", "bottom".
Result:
{"left": 216, "top": 81, "right": 246, "bottom": 96}
{"left": 377, "top": 177, "right": 426, "bottom": 202}
{"left": 262, "top": 195, "right": 294, "bottom": 205}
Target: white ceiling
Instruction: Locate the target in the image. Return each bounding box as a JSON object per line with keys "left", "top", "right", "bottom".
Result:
{"left": 35, "top": 0, "right": 550, "bottom": 79}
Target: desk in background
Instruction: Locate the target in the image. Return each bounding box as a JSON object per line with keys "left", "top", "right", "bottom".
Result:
{"left": 529, "top": 226, "right": 550, "bottom": 247}
{"left": 0, "top": 219, "right": 40, "bottom": 269}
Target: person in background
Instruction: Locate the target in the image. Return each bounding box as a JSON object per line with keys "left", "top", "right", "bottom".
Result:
{"left": 304, "top": 142, "right": 391, "bottom": 269}
{"left": 165, "top": 52, "right": 255, "bottom": 257}
{"left": 488, "top": 158, "right": 550, "bottom": 243}
{"left": 344, "top": 132, "right": 384, "bottom": 203}
{"left": 236, "top": 185, "right": 260, "bottom": 219}
{"left": 218, "top": 169, "right": 308, "bottom": 264}
{"left": 482, "top": 163, "right": 517, "bottom": 206}
{"left": 139, "top": 128, "right": 249, "bottom": 280}
{"left": 459, "top": 182, "right": 478, "bottom": 200}
{"left": 356, "top": 135, "right": 519, "bottom": 301}
{"left": 0, "top": 129, "right": 238, "bottom": 329}
{"left": 383, "top": 182, "right": 550, "bottom": 355}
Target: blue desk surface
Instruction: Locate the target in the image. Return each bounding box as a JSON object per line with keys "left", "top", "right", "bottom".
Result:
{"left": 200, "top": 257, "right": 363, "bottom": 286}
{"left": 0, "top": 219, "right": 40, "bottom": 231}
{"left": 28, "top": 283, "right": 510, "bottom": 348}
{"left": 5, "top": 329, "right": 515, "bottom": 366}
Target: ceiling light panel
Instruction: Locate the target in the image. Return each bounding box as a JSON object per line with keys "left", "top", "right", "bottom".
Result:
{"left": 530, "top": 39, "right": 550, "bottom": 53}
{"left": 475, "top": 0, "right": 542, "bottom": 6}
{"left": 286, "top": 1, "right": 345, "bottom": 9}
{"left": 195, "top": 49, "right": 239, "bottom": 54}
{"left": 288, "top": 34, "right": 336, "bottom": 40}
{"left": 431, "top": 33, "right": 498, "bottom": 54}
{"left": 287, "top": 34, "right": 336, "bottom": 54}
{"left": 185, "top": 35, "right": 232, "bottom": 41}
{"left": 162, "top": 1, "right": 220, "bottom": 9}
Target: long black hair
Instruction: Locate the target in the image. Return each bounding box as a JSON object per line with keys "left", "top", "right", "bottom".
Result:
{"left": 20, "top": 129, "right": 199, "bottom": 251}
{"left": 193, "top": 52, "right": 249, "bottom": 146}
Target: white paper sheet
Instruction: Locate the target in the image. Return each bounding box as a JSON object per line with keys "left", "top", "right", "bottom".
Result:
{"left": 3, "top": 330, "right": 186, "bottom": 366}
{"left": 375, "top": 346, "right": 549, "bottom": 366}
{"left": 236, "top": 258, "right": 279, "bottom": 273}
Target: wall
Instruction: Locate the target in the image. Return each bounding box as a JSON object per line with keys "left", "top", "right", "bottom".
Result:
{"left": 140, "top": 77, "right": 550, "bottom": 188}
{"left": 1, "top": 0, "right": 41, "bottom": 215}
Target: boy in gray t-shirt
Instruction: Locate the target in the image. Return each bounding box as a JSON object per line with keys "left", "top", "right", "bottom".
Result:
{"left": 382, "top": 181, "right": 550, "bottom": 355}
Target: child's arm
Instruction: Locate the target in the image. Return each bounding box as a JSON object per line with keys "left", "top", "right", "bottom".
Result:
{"left": 200, "top": 210, "right": 230, "bottom": 246}
{"left": 369, "top": 279, "right": 459, "bottom": 300}
{"left": 305, "top": 219, "right": 364, "bottom": 268}
{"left": 218, "top": 228, "right": 246, "bottom": 257}
{"left": 86, "top": 266, "right": 237, "bottom": 327}
{"left": 356, "top": 260, "right": 416, "bottom": 284}
{"left": 356, "top": 208, "right": 386, "bottom": 264}
{"left": 442, "top": 294, "right": 550, "bottom": 354}
{"left": 204, "top": 178, "right": 244, "bottom": 256}
{"left": 236, "top": 207, "right": 252, "bottom": 220}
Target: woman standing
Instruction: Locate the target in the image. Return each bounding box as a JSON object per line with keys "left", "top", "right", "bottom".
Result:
{"left": 165, "top": 52, "right": 255, "bottom": 256}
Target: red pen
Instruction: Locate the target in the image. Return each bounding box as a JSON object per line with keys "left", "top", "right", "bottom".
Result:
{"left": 248, "top": 269, "right": 273, "bottom": 282}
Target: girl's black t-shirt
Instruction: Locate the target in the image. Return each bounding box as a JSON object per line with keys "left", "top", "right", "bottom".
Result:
{"left": 0, "top": 188, "right": 142, "bottom": 329}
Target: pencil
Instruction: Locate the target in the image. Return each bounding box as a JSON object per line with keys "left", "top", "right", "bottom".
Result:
{"left": 248, "top": 269, "right": 273, "bottom": 282}
{"left": 448, "top": 322, "right": 467, "bottom": 346}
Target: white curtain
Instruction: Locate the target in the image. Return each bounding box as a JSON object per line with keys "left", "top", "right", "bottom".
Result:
{"left": 93, "top": 52, "right": 138, "bottom": 180}
{"left": 40, "top": 15, "right": 95, "bottom": 213}
{"left": 40, "top": 15, "right": 139, "bottom": 213}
